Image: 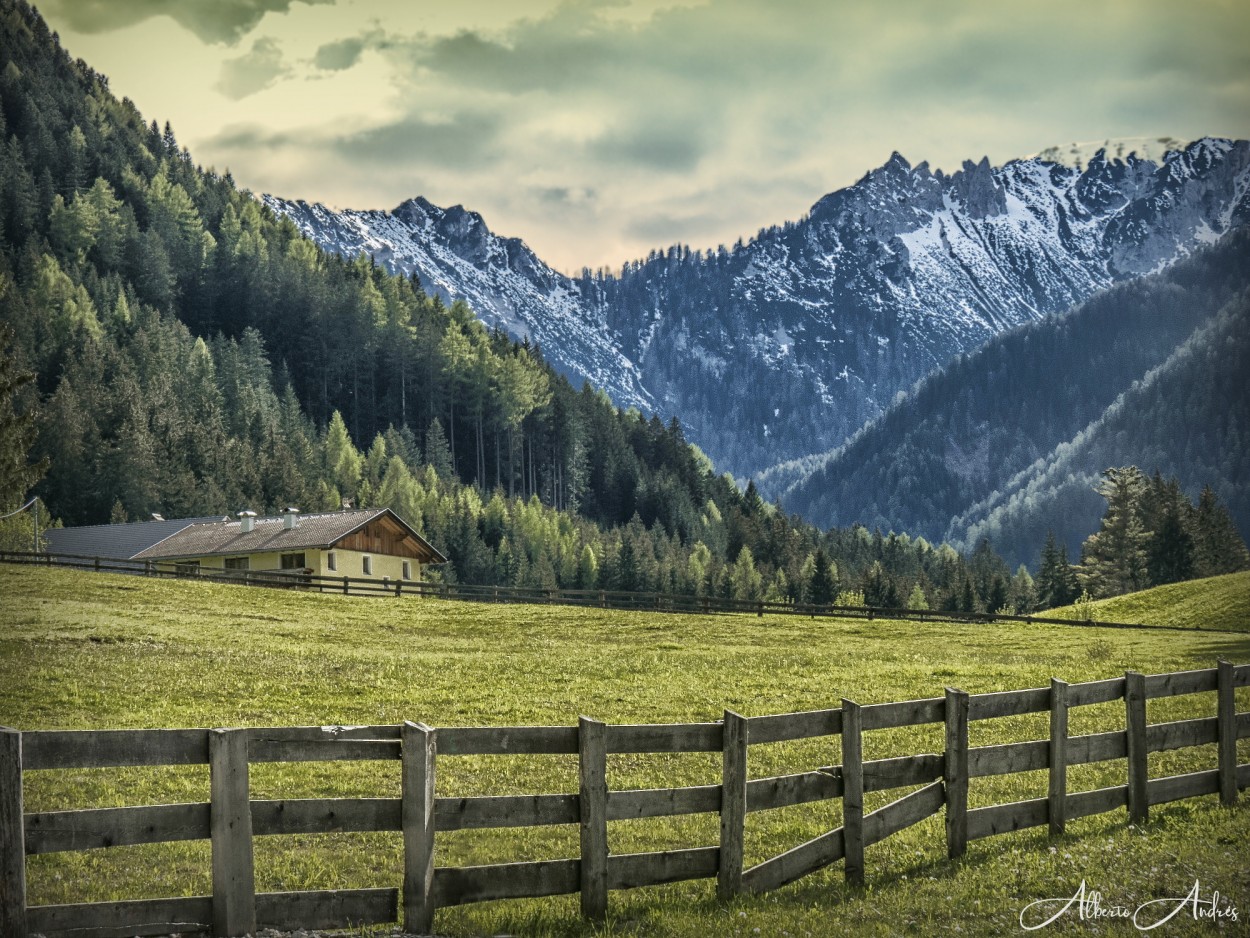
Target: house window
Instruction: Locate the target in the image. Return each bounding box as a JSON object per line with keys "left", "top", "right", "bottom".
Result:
{"left": 281, "top": 552, "right": 306, "bottom": 569}
{"left": 326, "top": 551, "right": 337, "bottom": 572}
{"left": 362, "top": 555, "right": 372, "bottom": 575}
{"left": 175, "top": 560, "right": 200, "bottom": 574}
{"left": 224, "top": 557, "right": 249, "bottom": 571}
{"left": 402, "top": 561, "right": 412, "bottom": 580}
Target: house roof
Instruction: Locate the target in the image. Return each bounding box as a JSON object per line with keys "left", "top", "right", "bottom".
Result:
{"left": 131, "top": 508, "right": 447, "bottom": 564}
{"left": 45, "top": 516, "right": 231, "bottom": 561}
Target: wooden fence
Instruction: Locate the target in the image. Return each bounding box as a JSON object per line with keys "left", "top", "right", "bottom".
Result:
{"left": 3, "top": 662, "right": 1248, "bottom": 937}
{"left": 0, "top": 551, "right": 1208, "bottom": 632}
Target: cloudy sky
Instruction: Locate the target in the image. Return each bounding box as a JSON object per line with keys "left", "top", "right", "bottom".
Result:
{"left": 38, "top": 0, "right": 1250, "bottom": 272}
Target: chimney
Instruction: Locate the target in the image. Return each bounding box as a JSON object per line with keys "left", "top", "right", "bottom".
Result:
{"left": 238, "top": 509, "right": 257, "bottom": 533}
{"left": 283, "top": 507, "right": 301, "bottom": 530}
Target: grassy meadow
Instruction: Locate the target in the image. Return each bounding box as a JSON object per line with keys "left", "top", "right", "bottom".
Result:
{"left": 1, "top": 562, "right": 1248, "bottom": 937}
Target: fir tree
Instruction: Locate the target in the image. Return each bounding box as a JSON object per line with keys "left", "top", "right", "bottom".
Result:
{"left": 1079, "top": 467, "right": 1150, "bottom": 598}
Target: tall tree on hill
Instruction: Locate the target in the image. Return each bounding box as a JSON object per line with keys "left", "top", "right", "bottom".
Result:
{"left": 1079, "top": 467, "right": 1150, "bottom": 598}
{"left": 1192, "top": 486, "right": 1250, "bottom": 577}
{"left": 1142, "top": 473, "right": 1195, "bottom": 586}
{"left": 1036, "top": 531, "right": 1078, "bottom": 609}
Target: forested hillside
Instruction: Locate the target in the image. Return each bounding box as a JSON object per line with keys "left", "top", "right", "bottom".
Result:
{"left": 0, "top": 0, "right": 1036, "bottom": 611}
{"left": 764, "top": 230, "right": 1250, "bottom": 565}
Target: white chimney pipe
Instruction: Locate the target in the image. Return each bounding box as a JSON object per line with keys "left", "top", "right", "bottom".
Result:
{"left": 238, "top": 510, "right": 257, "bottom": 533}
{"left": 283, "top": 507, "right": 301, "bottom": 530}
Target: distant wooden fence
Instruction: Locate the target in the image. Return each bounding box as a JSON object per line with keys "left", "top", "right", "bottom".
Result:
{"left": 0, "top": 551, "right": 1208, "bottom": 632}
{"left": 3, "top": 663, "right": 1247, "bottom": 937}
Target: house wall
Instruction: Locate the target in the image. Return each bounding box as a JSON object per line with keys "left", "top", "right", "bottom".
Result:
{"left": 153, "top": 549, "right": 420, "bottom": 582}
{"left": 314, "top": 548, "right": 420, "bottom": 582}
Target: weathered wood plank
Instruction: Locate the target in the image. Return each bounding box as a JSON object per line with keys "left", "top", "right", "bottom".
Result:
{"left": 1125, "top": 671, "right": 1148, "bottom": 825}
{"left": 255, "top": 888, "right": 398, "bottom": 930}
{"left": 967, "top": 687, "right": 1050, "bottom": 721}
{"left": 432, "top": 858, "right": 580, "bottom": 906}
{"left": 579, "top": 716, "right": 608, "bottom": 920}
{"left": 249, "top": 735, "right": 400, "bottom": 763}
{"left": 209, "top": 728, "right": 255, "bottom": 937}
{"left": 607, "top": 723, "right": 721, "bottom": 753}
{"left": 441, "top": 792, "right": 580, "bottom": 829}
{"left": 402, "top": 722, "right": 436, "bottom": 936}
{"left": 1218, "top": 661, "right": 1238, "bottom": 805}
{"left": 1143, "top": 668, "right": 1216, "bottom": 699}
{"left": 1236, "top": 663, "right": 1250, "bottom": 687}
{"left": 863, "top": 753, "right": 944, "bottom": 791}
{"left": 1049, "top": 679, "right": 1068, "bottom": 836}
{"left": 968, "top": 739, "right": 1048, "bottom": 778}
{"left": 747, "top": 771, "right": 841, "bottom": 812}
{"left": 0, "top": 728, "right": 26, "bottom": 938}
{"left": 741, "top": 827, "right": 845, "bottom": 894}
{"left": 26, "top": 803, "right": 210, "bottom": 854}
{"left": 1240, "top": 712, "right": 1250, "bottom": 738}
{"left": 967, "top": 797, "right": 1049, "bottom": 841}
{"left": 608, "top": 847, "right": 719, "bottom": 890}
{"left": 22, "top": 728, "right": 209, "bottom": 770}
{"left": 1067, "top": 784, "right": 1128, "bottom": 819}
{"left": 718, "top": 711, "right": 747, "bottom": 901}
{"left": 1147, "top": 770, "right": 1220, "bottom": 807}
{"left": 862, "top": 780, "right": 945, "bottom": 847}
{"left": 26, "top": 896, "right": 213, "bottom": 938}
{"left": 945, "top": 688, "right": 970, "bottom": 860}
{"left": 1145, "top": 717, "right": 1218, "bottom": 753}
{"left": 861, "top": 697, "right": 945, "bottom": 730}
{"left": 747, "top": 708, "right": 842, "bottom": 744}
{"left": 841, "top": 699, "right": 864, "bottom": 886}
{"left": 1066, "top": 730, "right": 1125, "bottom": 766}
{"left": 251, "top": 798, "right": 398, "bottom": 836}
{"left": 436, "top": 725, "right": 579, "bottom": 755}
{"left": 1067, "top": 677, "right": 1126, "bottom": 708}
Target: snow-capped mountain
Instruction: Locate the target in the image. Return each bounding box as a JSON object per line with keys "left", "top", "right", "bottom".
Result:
{"left": 265, "top": 137, "right": 1250, "bottom": 478}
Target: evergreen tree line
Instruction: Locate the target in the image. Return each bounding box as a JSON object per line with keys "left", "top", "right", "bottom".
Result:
{"left": 1072, "top": 467, "right": 1249, "bottom": 601}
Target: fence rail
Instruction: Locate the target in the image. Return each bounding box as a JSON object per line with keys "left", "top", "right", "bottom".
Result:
{"left": 0, "top": 551, "right": 1217, "bottom": 632}
{"left": 2, "top": 662, "right": 1247, "bottom": 937}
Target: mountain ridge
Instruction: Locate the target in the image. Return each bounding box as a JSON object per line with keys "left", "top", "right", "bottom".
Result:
{"left": 266, "top": 137, "right": 1250, "bottom": 478}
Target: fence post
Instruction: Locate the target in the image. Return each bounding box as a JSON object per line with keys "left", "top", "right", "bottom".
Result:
{"left": 579, "top": 716, "right": 608, "bottom": 920}
{"left": 1217, "top": 660, "right": 1238, "bottom": 806}
{"left": 718, "top": 710, "right": 747, "bottom": 900}
{"left": 1048, "top": 678, "right": 1068, "bottom": 836}
{"left": 0, "top": 728, "right": 27, "bottom": 938}
{"left": 842, "top": 698, "right": 864, "bottom": 886}
{"left": 402, "top": 721, "right": 437, "bottom": 934}
{"left": 1124, "top": 671, "right": 1148, "bottom": 824}
{"left": 944, "top": 687, "right": 969, "bottom": 860}
{"left": 210, "top": 728, "right": 255, "bottom": 937}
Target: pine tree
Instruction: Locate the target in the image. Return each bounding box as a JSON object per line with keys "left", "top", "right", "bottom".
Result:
{"left": 1079, "top": 467, "right": 1150, "bottom": 598}
{"left": 807, "top": 548, "right": 837, "bottom": 606}
{"left": 1192, "top": 486, "right": 1250, "bottom": 576}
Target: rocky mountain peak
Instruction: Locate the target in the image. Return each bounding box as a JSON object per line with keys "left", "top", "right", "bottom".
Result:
{"left": 266, "top": 137, "right": 1249, "bottom": 479}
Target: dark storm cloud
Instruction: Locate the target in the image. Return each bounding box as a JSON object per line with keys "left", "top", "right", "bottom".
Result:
{"left": 41, "top": 0, "right": 335, "bottom": 45}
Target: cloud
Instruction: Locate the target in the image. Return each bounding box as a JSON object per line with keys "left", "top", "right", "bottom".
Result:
{"left": 311, "top": 28, "right": 393, "bottom": 71}
{"left": 41, "top": 0, "right": 335, "bottom": 45}
{"left": 215, "top": 37, "right": 291, "bottom": 99}
{"left": 313, "top": 36, "right": 367, "bottom": 71}
{"left": 192, "top": 0, "right": 1250, "bottom": 271}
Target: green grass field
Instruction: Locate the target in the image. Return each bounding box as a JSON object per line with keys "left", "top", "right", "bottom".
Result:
{"left": 1049, "top": 570, "right": 1250, "bottom": 632}
{"left": 1, "top": 563, "right": 1248, "bottom": 937}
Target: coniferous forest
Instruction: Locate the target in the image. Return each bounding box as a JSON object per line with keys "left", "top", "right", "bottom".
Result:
{"left": 0, "top": 0, "right": 1244, "bottom": 612}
